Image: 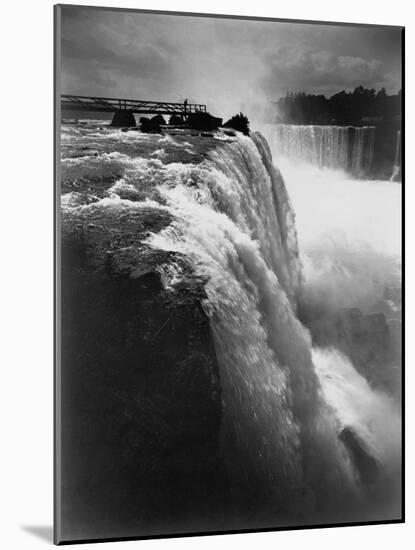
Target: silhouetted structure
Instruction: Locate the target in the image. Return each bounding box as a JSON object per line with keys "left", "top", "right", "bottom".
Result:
{"left": 187, "top": 112, "right": 223, "bottom": 131}
{"left": 139, "top": 115, "right": 167, "bottom": 133}
{"left": 169, "top": 114, "right": 184, "bottom": 126}
{"left": 61, "top": 95, "right": 207, "bottom": 127}
{"left": 224, "top": 113, "right": 250, "bottom": 135}
{"left": 111, "top": 111, "right": 136, "bottom": 127}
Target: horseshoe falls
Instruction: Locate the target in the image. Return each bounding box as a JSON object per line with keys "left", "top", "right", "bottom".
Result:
{"left": 391, "top": 130, "right": 401, "bottom": 181}
{"left": 61, "top": 122, "right": 401, "bottom": 538}
{"left": 262, "top": 123, "right": 376, "bottom": 176}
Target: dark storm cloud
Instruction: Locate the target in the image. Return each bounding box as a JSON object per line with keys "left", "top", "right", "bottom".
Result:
{"left": 61, "top": 8, "right": 176, "bottom": 98}
{"left": 260, "top": 22, "right": 402, "bottom": 96}
{"left": 60, "top": 6, "right": 402, "bottom": 116}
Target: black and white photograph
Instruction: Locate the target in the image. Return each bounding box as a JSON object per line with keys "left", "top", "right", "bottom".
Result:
{"left": 55, "top": 4, "right": 403, "bottom": 544}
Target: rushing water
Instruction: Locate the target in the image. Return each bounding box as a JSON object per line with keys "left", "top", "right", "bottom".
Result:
{"left": 61, "top": 121, "right": 401, "bottom": 526}
{"left": 262, "top": 124, "right": 376, "bottom": 176}
{"left": 391, "top": 130, "right": 401, "bottom": 182}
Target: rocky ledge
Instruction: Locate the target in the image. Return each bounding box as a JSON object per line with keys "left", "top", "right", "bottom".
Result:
{"left": 59, "top": 145, "right": 227, "bottom": 540}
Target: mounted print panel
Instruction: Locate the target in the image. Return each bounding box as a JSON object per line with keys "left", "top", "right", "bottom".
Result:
{"left": 54, "top": 4, "right": 403, "bottom": 544}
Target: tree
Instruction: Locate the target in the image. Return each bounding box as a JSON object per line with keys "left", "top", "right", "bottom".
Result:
{"left": 223, "top": 113, "right": 250, "bottom": 135}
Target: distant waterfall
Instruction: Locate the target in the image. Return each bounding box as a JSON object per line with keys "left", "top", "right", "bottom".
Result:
{"left": 351, "top": 127, "right": 376, "bottom": 175}
{"left": 268, "top": 125, "right": 349, "bottom": 169}
{"left": 391, "top": 130, "right": 401, "bottom": 181}
{"left": 262, "top": 124, "right": 375, "bottom": 176}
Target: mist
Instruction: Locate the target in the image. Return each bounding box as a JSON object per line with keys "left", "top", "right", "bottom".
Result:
{"left": 284, "top": 161, "right": 401, "bottom": 310}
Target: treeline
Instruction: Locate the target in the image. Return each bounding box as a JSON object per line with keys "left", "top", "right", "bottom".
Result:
{"left": 276, "top": 86, "right": 401, "bottom": 125}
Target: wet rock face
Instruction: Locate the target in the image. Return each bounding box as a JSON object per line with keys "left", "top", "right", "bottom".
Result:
{"left": 139, "top": 114, "right": 167, "bottom": 133}
{"left": 60, "top": 225, "right": 224, "bottom": 540}
{"left": 299, "top": 303, "right": 400, "bottom": 398}
{"left": 339, "top": 427, "right": 379, "bottom": 485}
{"left": 331, "top": 308, "right": 398, "bottom": 395}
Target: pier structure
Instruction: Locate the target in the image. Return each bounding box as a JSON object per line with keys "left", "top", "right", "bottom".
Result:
{"left": 61, "top": 95, "right": 207, "bottom": 126}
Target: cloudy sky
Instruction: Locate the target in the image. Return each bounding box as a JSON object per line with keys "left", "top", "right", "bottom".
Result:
{"left": 60, "top": 6, "right": 402, "bottom": 118}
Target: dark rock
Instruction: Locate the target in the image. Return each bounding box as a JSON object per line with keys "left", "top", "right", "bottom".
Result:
{"left": 111, "top": 110, "right": 136, "bottom": 127}
{"left": 169, "top": 114, "right": 183, "bottom": 126}
{"left": 132, "top": 270, "right": 163, "bottom": 292}
{"left": 153, "top": 114, "right": 166, "bottom": 124}
{"left": 298, "top": 301, "right": 400, "bottom": 398}
{"left": 140, "top": 114, "right": 166, "bottom": 133}
{"left": 187, "top": 111, "right": 222, "bottom": 132}
{"left": 339, "top": 427, "right": 379, "bottom": 484}
{"left": 60, "top": 215, "right": 225, "bottom": 539}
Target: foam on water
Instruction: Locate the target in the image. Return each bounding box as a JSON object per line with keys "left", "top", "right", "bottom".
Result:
{"left": 61, "top": 124, "right": 401, "bottom": 523}
{"left": 143, "top": 135, "right": 364, "bottom": 518}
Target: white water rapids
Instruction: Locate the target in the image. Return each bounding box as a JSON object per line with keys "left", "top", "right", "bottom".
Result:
{"left": 142, "top": 132, "right": 400, "bottom": 522}
{"left": 62, "top": 124, "right": 401, "bottom": 525}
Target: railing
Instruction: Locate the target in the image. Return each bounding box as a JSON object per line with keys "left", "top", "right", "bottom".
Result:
{"left": 61, "top": 95, "right": 206, "bottom": 115}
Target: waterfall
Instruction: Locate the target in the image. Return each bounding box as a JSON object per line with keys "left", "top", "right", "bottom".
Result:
{"left": 391, "top": 130, "right": 401, "bottom": 181}
{"left": 262, "top": 124, "right": 375, "bottom": 176}
{"left": 62, "top": 127, "right": 401, "bottom": 525}
{"left": 352, "top": 126, "right": 376, "bottom": 175}
{"left": 142, "top": 132, "right": 395, "bottom": 521}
